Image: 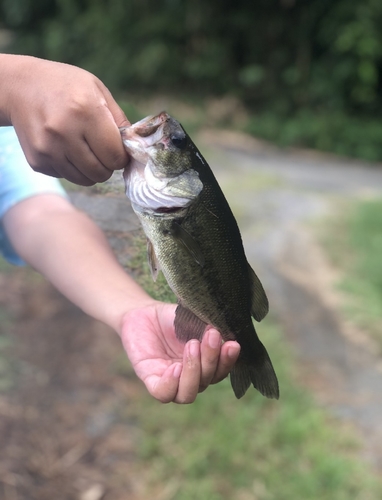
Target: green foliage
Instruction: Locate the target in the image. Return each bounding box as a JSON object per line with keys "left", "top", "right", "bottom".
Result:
{"left": 3, "top": 0, "right": 382, "bottom": 159}
{"left": 320, "top": 198, "right": 382, "bottom": 351}
{"left": 2, "top": 0, "right": 382, "bottom": 109}
{"left": 246, "top": 110, "right": 382, "bottom": 161}
{"left": 349, "top": 199, "right": 382, "bottom": 290}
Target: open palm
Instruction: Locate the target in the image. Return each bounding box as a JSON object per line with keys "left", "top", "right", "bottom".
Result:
{"left": 120, "top": 301, "right": 240, "bottom": 403}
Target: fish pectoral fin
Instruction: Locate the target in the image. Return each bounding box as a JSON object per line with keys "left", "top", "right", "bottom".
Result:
{"left": 174, "top": 304, "right": 207, "bottom": 342}
{"left": 248, "top": 264, "right": 269, "bottom": 322}
{"left": 147, "top": 238, "right": 161, "bottom": 282}
{"left": 170, "top": 221, "right": 205, "bottom": 267}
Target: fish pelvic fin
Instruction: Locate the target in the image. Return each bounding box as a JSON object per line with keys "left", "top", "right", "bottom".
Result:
{"left": 248, "top": 264, "right": 269, "bottom": 322}
{"left": 230, "top": 342, "right": 279, "bottom": 399}
{"left": 174, "top": 304, "right": 208, "bottom": 342}
{"left": 147, "top": 238, "right": 161, "bottom": 281}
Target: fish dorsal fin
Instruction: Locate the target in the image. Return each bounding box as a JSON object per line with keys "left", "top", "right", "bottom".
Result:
{"left": 147, "top": 238, "right": 161, "bottom": 281}
{"left": 248, "top": 264, "right": 269, "bottom": 322}
{"left": 170, "top": 221, "right": 205, "bottom": 267}
{"left": 174, "top": 304, "right": 207, "bottom": 342}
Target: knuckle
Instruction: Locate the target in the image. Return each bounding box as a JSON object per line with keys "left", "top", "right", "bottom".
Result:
{"left": 28, "top": 133, "right": 52, "bottom": 160}
{"left": 66, "top": 93, "right": 92, "bottom": 116}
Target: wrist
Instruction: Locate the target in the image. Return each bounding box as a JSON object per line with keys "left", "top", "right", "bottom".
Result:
{"left": 112, "top": 293, "right": 157, "bottom": 335}
{"left": 0, "top": 54, "right": 35, "bottom": 126}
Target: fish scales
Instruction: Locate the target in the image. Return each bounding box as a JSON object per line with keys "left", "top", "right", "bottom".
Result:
{"left": 121, "top": 112, "right": 279, "bottom": 399}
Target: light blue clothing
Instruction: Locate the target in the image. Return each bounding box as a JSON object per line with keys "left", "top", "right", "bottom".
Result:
{"left": 0, "top": 126, "right": 67, "bottom": 265}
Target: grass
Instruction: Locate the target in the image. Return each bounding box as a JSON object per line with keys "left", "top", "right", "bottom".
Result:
{"left": 320, "top": 197, "right": 382, "bottom": 352}
{"left": 120, "top": 235, "right": 382, "bottom": 500}
{"left": 132, "top": 325, "right": 381, "bottom": 500}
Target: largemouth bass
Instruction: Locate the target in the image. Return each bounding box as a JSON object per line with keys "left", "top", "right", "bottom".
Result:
{"left": 121, "top": 112, "right": 279, "bottom": 399}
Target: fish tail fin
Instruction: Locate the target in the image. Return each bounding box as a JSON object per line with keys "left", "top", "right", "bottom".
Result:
{"left": 230, "top": 342, "right": 279, "bottom": 400}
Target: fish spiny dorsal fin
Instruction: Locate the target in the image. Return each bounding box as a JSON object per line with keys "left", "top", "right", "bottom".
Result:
{"left": 248, "top": 263, "right": 269, "bottom": 322}
{"left": 174, "top": 304, "right": 207, "bottom": 342}
{"left": 147, "top": 238, "right": 161, "bottom": 282}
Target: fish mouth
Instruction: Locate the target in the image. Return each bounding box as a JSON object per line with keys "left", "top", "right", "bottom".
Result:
{"left": 119, "top": 112, "right": 173, "bottom": 168}
{"left": 129, "top": 111, "right": 169, "bottom": 137}
{"left": 120, "top": 111, "right": 170, "bottom": 145}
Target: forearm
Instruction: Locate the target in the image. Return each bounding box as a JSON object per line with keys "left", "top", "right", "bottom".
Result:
{"left": 4, "top": 194, "right": 153, "bottom": 332}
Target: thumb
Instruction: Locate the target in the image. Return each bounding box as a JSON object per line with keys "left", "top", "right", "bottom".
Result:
{"left": 110, "top": 102, "right": 131, "bottom": 129}
{"left": 97, "top": 80, "right": 131, "bottom": 128}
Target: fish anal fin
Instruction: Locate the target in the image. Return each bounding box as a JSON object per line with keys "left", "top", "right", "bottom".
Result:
{"left": 170, "top": 221, "right": 205, "bottom": 267}
{"left": 147, "top": 238, "right": 160, "bottom": 282}
{"left": 174, "top": 304, "right": 207, "bottom": 342}
{"left": 248, "top": 264, "right": 269, "bottom": 322}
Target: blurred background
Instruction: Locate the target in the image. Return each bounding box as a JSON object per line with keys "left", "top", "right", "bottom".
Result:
{"left": 2, "top": 1, "right": 382, "bottom": 499}
{"left": 3, "top": 0, "right": 382, "bottom": 159}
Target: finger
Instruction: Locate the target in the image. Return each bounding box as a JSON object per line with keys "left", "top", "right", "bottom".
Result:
{"left": 211, "top": 341, "right": 241, "bottom": 384}
{"left": 146, "top": 363, "right": 182, "bottom": 404}
{"left": 21, "top": 127, "right": 112, "bottom": 185}
{"left": 98, "top": 80, "right": 131, "bottom": 128}
{"left": 174, "top": 340, "right": 201, "bottom": 404}
{"left": 27, "top": 150, "right": 99, "bottom": 186}
{"left": 84, "top": 119, "right": 129, "bottom": 174}
{"left": 85, "top": 88, "right": 130, "bottom": 172}
{"left": 65, "top": 140, "right": 114, "bottom": 183}
{"left": 199, "top": 328, "right": 222, "bottom": 392}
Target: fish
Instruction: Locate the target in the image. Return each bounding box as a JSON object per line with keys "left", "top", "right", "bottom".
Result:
{"left": 120, "top": 112, "right": 279, "bottom": 399}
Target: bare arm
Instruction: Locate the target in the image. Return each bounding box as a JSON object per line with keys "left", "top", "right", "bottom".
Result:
{"left": 0, "top": 54, "right": 129, "bottom": 185}
{"left": 3, "top": 193, "right": 152, "bottom": 331}
{"left": 3, "top": 194, "right": 240, "bottom": 403}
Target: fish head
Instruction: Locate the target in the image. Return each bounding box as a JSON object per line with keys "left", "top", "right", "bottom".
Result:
{"left": 121, "top": 111, "right": 191, "bottom": 177}
{"left": 120, "top": 112, "right": 203, "bottom": 212}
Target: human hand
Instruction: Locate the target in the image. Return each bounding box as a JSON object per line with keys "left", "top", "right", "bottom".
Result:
{"left": 5, "top": 55, "right": 129, "bottom": 185}
{"left": 120, "top": 302, "right": 241, "bottom": 403}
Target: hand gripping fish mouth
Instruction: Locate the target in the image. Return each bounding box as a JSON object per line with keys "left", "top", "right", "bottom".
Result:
{"left": 120, "top": 112, "right": 203, "bottom": 213}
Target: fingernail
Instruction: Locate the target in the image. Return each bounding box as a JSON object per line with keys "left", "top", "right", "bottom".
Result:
{"left": 173, "top": 363, "right": 182, "bottom": 378}
{"left": 189, "top": 340, "right": 200, "bottom": 358}
{"left": 208, "top": 329, "right": 221, "bottom": 349}
{"left": 228, "top": 344, "right": 240, "bottom": 359}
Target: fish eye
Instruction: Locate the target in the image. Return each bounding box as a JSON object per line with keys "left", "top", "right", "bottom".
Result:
{"left": 170, "top": 134, "right": 188, "bottom": 150}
